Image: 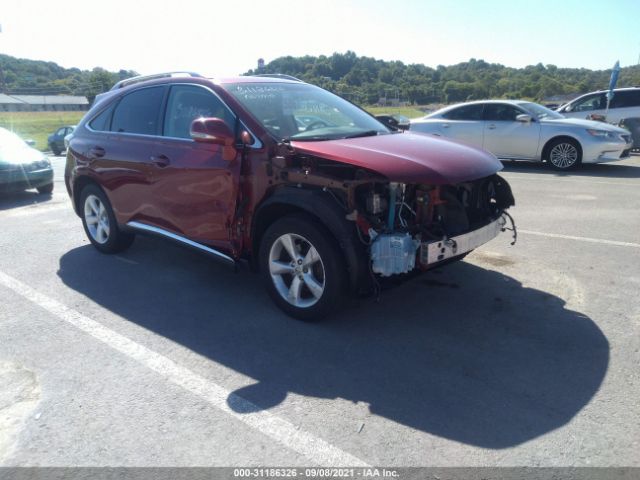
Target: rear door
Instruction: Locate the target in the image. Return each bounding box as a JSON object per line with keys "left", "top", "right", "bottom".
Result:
{"left": 87, "top": 86, "right": 167, "bottom": 225}
{"left": 482, "top": 103, "right": 540, "bottom": 159}
{"left": 437, "top": 104, "right": 485, "bottom": 148}
{"left": 609, "top": 90, "right": 640, "bottom": 123}
{"left": 151, "top": 83, "right": 241, "bottom": 253}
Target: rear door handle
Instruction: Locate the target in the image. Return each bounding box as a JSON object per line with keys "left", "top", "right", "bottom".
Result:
{"left": 441, "top": 123, "right": 450, "bottom": 128}
{"left": 150, "top": 154, "right": 170, "bottom": 167}
{"left": 488, "top": 124, "right": 497, "bottom": 130}
{"left": 89, "top": 146, "right": 105, "bottom": 158}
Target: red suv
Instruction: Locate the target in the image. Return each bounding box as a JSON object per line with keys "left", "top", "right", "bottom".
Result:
{"left": 65, "top": 72, "right": 515, "bottom": 320}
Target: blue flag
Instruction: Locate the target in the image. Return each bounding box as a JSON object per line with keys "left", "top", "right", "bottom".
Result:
{"left": 607, "top": 60, "right": 620, "bottom": 103}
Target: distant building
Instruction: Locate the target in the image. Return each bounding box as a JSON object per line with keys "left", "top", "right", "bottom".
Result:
{"left": 257, "top": 58, "right": 265, "bottom": 73}
{"left": 0, "top": 94, "right": 89, "bottom": 112}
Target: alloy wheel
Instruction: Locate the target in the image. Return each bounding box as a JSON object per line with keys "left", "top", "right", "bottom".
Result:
{"left": 84, "top": 194, "right": 110, "bottom": 244}
{"left": 268, "top": 233, "right": 326, "bottom": 308}
{"left": 549, "top": 142, "right": 578, "bottom": 169}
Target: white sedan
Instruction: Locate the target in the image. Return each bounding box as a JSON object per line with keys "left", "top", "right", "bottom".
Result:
{"left": 410, "top": 100, "right": 633, "bottom": 170}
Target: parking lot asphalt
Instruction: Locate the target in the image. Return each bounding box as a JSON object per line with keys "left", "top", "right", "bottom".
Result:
{"left": 0, "top": 155, "right": 639, "bottom": 467}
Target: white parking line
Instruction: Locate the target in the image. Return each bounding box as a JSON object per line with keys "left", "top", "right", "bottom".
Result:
{"left": 519, "top": 229, "right": 640, "bottom": 248}
{"left": 0, "top": 270, "right": 368, "bottom": 467}
{"left": 501, "top": 173, "right": 638, "bottom": 187}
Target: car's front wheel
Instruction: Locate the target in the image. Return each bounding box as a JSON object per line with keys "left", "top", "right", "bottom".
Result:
{"left": 36, "top": 183, "right": 53, "bottom": 195}
{"left": 80, "top": 184, "right": 134, "bottom": 253}
{"left": 259, "top": 215, "right": 347, "bottom": 321}
{"left": 50, "top": 144, "right": 61, "bottom": 156}
{"left": 547, "top": 138, "right": 581, "bottom": 170}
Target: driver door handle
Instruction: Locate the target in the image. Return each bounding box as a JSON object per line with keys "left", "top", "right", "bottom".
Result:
{"left": 487, "top": 124, "right": 497, "bottom": 130}
{"left": 150, "top": 154, "right": 170, "bottom": 167}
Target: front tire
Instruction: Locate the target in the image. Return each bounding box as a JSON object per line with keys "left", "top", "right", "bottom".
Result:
{"left": 259, "top": 215, "right": 347, "bottom": 321}
{"left": 546, "top": 138, "right": 581, "bottom": 170}
{"left": 50, "top": 144, "right": 61, "bottom": 156}
{"left": 36, "top": 183, "right": 54, "bottom": 195}
{"left": 80, "top": 184, "right": 134, "bottom": 253}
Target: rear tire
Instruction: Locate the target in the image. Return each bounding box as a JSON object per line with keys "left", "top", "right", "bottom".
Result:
{"left": 50, "top": 144, "right": 61, "bottom": 156}
{"left": 80, "top": 184, "right": 134, "bottom": 253}
{"left": 259, "top": 214, "right": 347, "bottom": 321}
{"left": 546, "top": 138, "right": 581, "bottom": 170}
{"left": 36, "top": 183, "right": 54, "bottom": 195}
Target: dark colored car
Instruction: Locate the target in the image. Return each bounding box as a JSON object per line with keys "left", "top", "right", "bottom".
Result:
{"left": 48, "top": 125, "right": 75, "bottom": 155}
{"left": 65, "top": 73, "right": 515, "bottom": 320}
{"left": 0, "top": 127, "right": 54, "bottom": 194}
{"left": 374, "top": 114, "right": 410, "bottom": 131}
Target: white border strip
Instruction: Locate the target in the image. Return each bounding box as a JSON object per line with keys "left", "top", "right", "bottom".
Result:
{"left": 519, "top": 229, "right": 640, "bottom": 248}
{"left": 0, "top": 270, "right": 368, "bottom": 467}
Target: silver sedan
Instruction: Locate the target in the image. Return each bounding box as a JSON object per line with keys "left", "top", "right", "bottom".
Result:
{"left": 410, "top": 100, "right": 633, "bottom": 169}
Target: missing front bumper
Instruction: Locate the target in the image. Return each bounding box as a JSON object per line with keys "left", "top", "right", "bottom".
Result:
{"left": 419, "top": 216, "right": 508, "bottom": 266}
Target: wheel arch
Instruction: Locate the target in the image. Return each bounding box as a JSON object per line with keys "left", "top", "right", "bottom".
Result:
{"left": 250, "top": 187, "right": 371, "bottom": 294}
{"left": 72, "top": 175, "right": 104, "bottom": 216}
{"left": 541, "top": 135, "right": 583, "bottom": 162}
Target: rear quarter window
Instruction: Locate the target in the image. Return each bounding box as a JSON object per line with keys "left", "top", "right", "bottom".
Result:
{"left": 88, "top": 104, "right": 115, "bottom": 132}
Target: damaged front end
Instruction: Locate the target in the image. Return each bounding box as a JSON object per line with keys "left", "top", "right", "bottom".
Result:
{"left": 267, "top": 147, "right": 515, "bottom": 281}
{"left": 364, "top": 176, "right": 516, "bottom": 276}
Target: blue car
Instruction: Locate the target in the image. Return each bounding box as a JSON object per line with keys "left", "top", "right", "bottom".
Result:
{"left": 47, "top": 125, "right": 75, "bottom": 155}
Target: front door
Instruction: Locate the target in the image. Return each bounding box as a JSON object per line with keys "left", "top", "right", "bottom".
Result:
{"left": 150, "top": 84, "right": 241, "bottom": 254}
{"left": 482, "top": 103, "right": 540, "bottom": 159}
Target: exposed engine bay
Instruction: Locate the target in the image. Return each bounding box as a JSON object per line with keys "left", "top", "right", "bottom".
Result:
{"left": 269, "top": 151, "right": 516, "bottom": 277}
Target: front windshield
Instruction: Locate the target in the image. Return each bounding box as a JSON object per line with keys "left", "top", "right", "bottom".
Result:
{"left": 520, "top": 102, "right": 564, "bottom": 120}
{"left": 226, "top": 82, "right": 390, "bottom": 141}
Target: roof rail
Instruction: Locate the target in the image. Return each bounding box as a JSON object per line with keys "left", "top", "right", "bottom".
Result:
{"left": 110, "top": 72, "right": 204, "bottom": 90}
{"left": 253, "top": 74, "right": 304, "bottom": 82}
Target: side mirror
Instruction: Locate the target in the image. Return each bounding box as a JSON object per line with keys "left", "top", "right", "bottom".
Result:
{"left": 516, "top": 114, "right": 533, "bottom": 123}
{"left": 190, "top": 117, "right": 234, "bottom": 146}
{"left": 240, "top": 130, "right": 255, "bottom": 146}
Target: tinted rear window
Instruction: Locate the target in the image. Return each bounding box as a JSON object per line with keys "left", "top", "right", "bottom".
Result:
{"left": 443, "top": 104, "right": 483, "bottom": 120}
{"left": 111, "top": 87, "right": 165, "bottom": 135}
{"left": 611, "top": 90, "right": 640, "bottom": 109}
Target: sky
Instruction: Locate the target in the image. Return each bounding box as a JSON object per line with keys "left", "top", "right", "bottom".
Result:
{"left": 1, "top": 0, "right": 639, "bottom": 76}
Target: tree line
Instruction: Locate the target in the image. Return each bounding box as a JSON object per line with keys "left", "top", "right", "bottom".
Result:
{"left": 2, "top": 51, "right": 639, "bottom": 106}
{"left": 246, "top": 51, "right": 640, "bottom": 105}
{"left": 0, "top": 54, "right": 137, "bottom": 103}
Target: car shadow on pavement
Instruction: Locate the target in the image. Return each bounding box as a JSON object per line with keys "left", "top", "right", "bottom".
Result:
{"left": 0, "top": 190, "right": 52, "bottom": 210}
{"left": 501, "top": 160, "right": 640, "bottom": 179}
{"left": 57, "top": 237, "right": 609, "bottom": 449}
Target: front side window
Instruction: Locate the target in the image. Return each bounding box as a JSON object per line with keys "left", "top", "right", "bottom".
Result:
{"left": 443, "top": 104, "right": 484, "bottom": 120}
{"left": 111, "top": 87, "right": 165, "bottom": 135}
{"left": 572, "top": 93, "right": 606, "bottom": 112}
{"left": 225, "top": 82, "right": 389, "bottom": 141}
{"left": 483, "top": 104, "right": 523, "bottom": 122}
{"left": 56, "top": 127, "right": 66, "bottom": 136}
{"left": 163, "top": 85, "right": 234, "bottom": 139}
